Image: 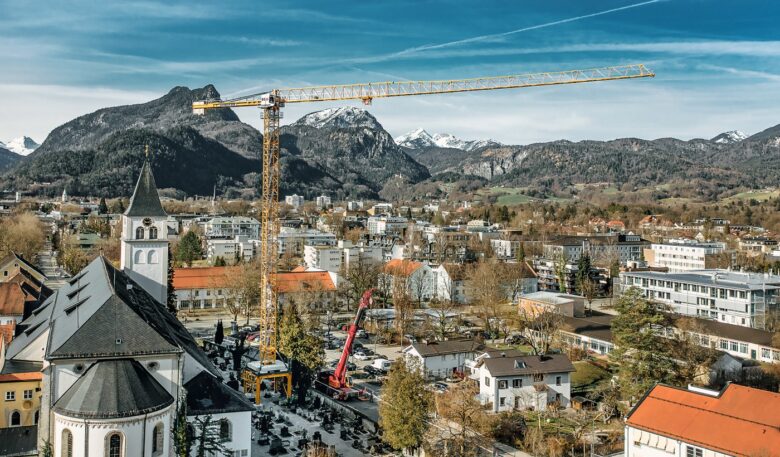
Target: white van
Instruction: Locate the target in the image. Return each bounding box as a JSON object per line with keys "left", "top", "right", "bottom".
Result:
{"left": 371, "top": 358, "right": 392, "bottom": 372}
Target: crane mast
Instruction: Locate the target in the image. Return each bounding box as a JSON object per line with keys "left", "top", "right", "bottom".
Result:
{"left": 193, "top": 64, "right": 654, "bottom": 376}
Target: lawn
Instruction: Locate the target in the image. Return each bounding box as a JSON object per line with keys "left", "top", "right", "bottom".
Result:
{"left": 571, "top": 361, "right": 610, "bottom": 390}
{"left": 722, "top": 188, "right": 780, "bottom": 202}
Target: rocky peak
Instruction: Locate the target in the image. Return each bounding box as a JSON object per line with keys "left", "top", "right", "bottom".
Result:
{"left": 292, "top": 106, "right": 383, "bottom": 130}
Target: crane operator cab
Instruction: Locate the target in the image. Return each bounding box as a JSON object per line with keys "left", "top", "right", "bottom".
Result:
{"left": 259, "top": 93, "right": 284, "bottom": 108}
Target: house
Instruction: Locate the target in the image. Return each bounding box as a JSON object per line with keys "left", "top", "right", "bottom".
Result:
{"left": 2, "top": 158, "right": 254, "bottom": 456}
{"left": 0, "top": 361, "right": 42, "bottom": 428}
{"left": 471, "top": 353, "right": 575, "bottom": 412}
{"left": 738, "top": 236, "right": 778, "bottom": 255}
{"left": 433, "top": 263, "right": 471, "bottom": 304}
{"left": 558, "top": 313, "right": 616, "bottom": 356}
{"left": 543, "top": 234, "right": 649, "bottom": 264}
{"left": 172, "top": 266, "right": 239, "bottom": 310}
{"left": 270, "top": 270, "right": 338, "bottom": 310}
{"left": 367, "top": 216, "right": 408, "bottom": 236}
{"left": 304, "top": 245, "right": 342, "bottom": 273}
{"left": 625, "top": 383, "right": 780, "bottom": 457}
{"left": 284, "top": 194, "right": 304, "bottom": 209}
{"left": 433, "top": 262, "right": 537, "bottom": 305}
{"left": 382, "top": 259, "right": 435, "bottom": 303}
{"left": 533, "top": 258, "right": 608, "bottom": 295}
{"left": 402, "top": 339, "right": 485, "bottom": 380}
{"left": 618, "top": 269, "right": 780, "bottom": 328}
{"left": 645, "top": 239, "right": 730, "bottom": 272}
{"left": 277, "top": 228, "right": 337, "bottom": 257}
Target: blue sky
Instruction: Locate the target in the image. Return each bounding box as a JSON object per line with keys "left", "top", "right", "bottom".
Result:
{"left": 2, "top": 0, "right": 780, "bottom": 144}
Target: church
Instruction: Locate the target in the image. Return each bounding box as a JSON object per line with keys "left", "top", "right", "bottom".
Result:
{"left": 2, "top": 157, "right": 254, "bottom": 456}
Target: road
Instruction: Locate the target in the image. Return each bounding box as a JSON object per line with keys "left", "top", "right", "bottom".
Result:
{"left": 37, "top": 240, "right": 70, "bottom": 290}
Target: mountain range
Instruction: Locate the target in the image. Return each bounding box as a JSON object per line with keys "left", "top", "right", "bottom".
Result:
{"left": 3, "top": 85, "right": 780, "bottom": 202}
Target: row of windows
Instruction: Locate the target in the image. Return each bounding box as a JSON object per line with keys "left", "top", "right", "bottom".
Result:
{"left": 627, "top": 277, "right": 749, "bottom": 299}
{"left": 4, "top": 389, "right": 34, "bottom": 401}
{"left": 60, "top": 422, "right": 177, "bottom": 457}
{"left": 6, "top": 409, "right": 38, "bottom": 426}
{"left": 135, "top": 227, "right": 159, "bottom": 239}
{"left": 485, "top": 374, "right": 562, "bottom": 388}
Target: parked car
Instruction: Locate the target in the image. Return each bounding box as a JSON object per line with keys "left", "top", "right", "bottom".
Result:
{"left": 433, "top": 382, "right": 449, "bottom": 393}
{"left": 403, "top": 334, "right": 417, "bottom": 344}
{"left": 356, "top": 329, "right": 367, "bottom": 339}
{"left": 505, "top": 334, "right": 526, "bottom": 344}
{"left": 371, "top": 358, "right": 392, "bottom": 372}
{"left": 363, "top": 365, "right": 380, "bottom": 376}
{"left": 353, "top": 351, "right": 372, "bottom": 361}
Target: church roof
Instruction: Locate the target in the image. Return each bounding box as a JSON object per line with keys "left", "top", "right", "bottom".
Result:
{"left": 5, "top": 257, "right": 218, "bottom": 377}
{"left": 53, "top": 358, "right": 173, "bottom": 419}
{"left": 125, "top": 160, "right": 166, "bottom": 217}
{"left": 185, "top": 371, "right": 255, "bottom": 415}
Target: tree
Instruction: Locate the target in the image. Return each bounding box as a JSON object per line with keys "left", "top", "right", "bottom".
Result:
{"left": 576, "top": 254, "right": 592, "bottom": 294}
{"left": 0, "top": 213, "right": 46, "bottom": 261}
{"left": 518, "top": 308, "right": 563, "bottom": 355}
{"left": 427, "top": 381, "right": 491, "bottom": 457}
{"left": 191, "top": 415, "right": 230, "bottom": 457}
{"left": 172, "top": 400, "right": 191, "bottom": 457}
{"left": 426, "top": 299, "right": 458, "bottom": 341}
{"left": 213, "top": 256, "right": 227, "bottom": 267}
{"left": 177, "top": 231, "right": 203, "bottom": 266}
{"left": 472, "top": 261, "right": 505, "bottom": 336}
{"left": 553, "top": 251, "right": 569, "bottom": 293}
{"left": 98, "top": 197, "right": 109, "bottom": 214}
{"left": 167, "top": 245, "right": 177, "bottom": 315}
{"left": 379, "top": 358, "right": 432, "bottom": 451}
{"left": 58, "top": 237, "right": 91, "bottom": 275}
{"left": 516, "top": 242, "right": 526, "bottom": 264}
{"left": 222, "top": 262, "right": 261, "bottom": 325}
{"left": 609, "top": 288, "right": 678, "bottom": 402}
{"left": 580, "top": 277, "right": 597, "bottom": 316}
{"left": 214, "top": 320, "right": 224, "bottom": 345}
{"left": 278, "top": 303, "right": 325, "bottom": 404}
{"left": 342, "top": 260, "right": 381, "bottom": 311}
{"left": 671, "top": 318, "right": 719, "bottom": 384}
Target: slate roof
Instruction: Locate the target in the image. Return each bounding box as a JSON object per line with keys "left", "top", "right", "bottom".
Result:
{"left": 185, "top": 371, "right": 255, "bottom": 415}
{"left": 0, "top": 426, "right": 37, "bottom": 456}
{"left": 0, "top": 359, "right": 42, "bottom": 375}
{"left": 560, "top": 313, "right": 616, "bottom": 343}
{"left": 53, "top": 358, "right": 173, "bottom": 419}
{"left": 5, "top": 256, "right": 218, "bottom": 377}
{"left": 478, "top": 354, "right": 575, "bottom": 377}
{"left": 125, "top": 159, "right": 167, "bottom": 217}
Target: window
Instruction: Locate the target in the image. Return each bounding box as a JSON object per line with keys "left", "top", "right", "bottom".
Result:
{"left": 62, "top": 429, "right": 73, "bottom": 457}
{"left": 499, "top": 397, "right": 506, "bottom": 407}
{"left": 686, "top": 446, "right": 703, "bottom": 457}
{"left": 34, "top": 410, "right": 39, "bottom": 424}
{"left": 5, "top": 391, "right": 15, "bottom": 401}
{"left": 484, "top": 377, "right": 490, "bottom": 387}
{"left": 23, "top": 390, "right": 32, "bottom": 399}
{"left": 555, "top": 376, "right": 562, "bottom": 386}
{"left": 152, "top": 423, "right": 164, "bottom": 455}
{"left": 762, "top": 348, "right": 771, "bottom": 359}
{"left": 136, "top": 227, "right": 145, "bottom": 239}
{"left": 730, "top": 341, "right": 739, "bottom": 352}
{"left": 107, "top": 433, "right": 122, "bottom": 457}
{"left": 512, "top": 379, "right": 522, "bottom": 388}
{"left": 219, "top": 419, "right": 232, "bottom": 441}
{"left": 149, "top": 226, "right": 158, "bottom": 239}
{"left": 497, "top": 380, "right": 508, "bottom": 389}
{"left": 739, "top": 343, "right": 748, "bottom": 354}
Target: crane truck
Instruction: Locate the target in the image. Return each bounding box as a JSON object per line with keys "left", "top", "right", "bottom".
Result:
{"left": 317, "top": 288, "right": 375, "bottom": 400}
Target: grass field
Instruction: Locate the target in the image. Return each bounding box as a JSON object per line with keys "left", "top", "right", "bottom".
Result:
{"left": 571, "top": 361, "right": 611, "bottom": 390}
{"left": 723, "top": 188, "right": 780, "bottom": 202}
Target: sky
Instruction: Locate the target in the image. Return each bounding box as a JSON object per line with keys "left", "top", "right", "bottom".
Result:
{"left": 1, "top": 0, "right": 780, "bottom": 145}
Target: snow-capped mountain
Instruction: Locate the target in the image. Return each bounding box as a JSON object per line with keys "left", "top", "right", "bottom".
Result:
{"left": 1, "top": 136, "right": 40, "bottom": 155}
{"left": 395, "top": 128, "right": 501, "bottom": 152}
{"left": 293, "top": 106, "right": 383, "bottom": 130}
{"left": 711, "top": 130, "right": 748, "bottom": 144}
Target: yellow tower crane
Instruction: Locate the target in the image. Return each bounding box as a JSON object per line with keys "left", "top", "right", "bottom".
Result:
{"left": 192, "top": 64, "right": 654, "bottom": 387}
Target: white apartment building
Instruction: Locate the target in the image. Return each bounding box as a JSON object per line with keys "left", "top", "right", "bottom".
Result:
{"left": 277, "top": 228, "right": 337, "bottom": 256}
{"left": 303, "top": 245, "right": 342, "bottom": 273}
{"left": 346, "top": 200, "right": 364, "bottom": 211}
{"left": 646, "top": 239, "right": 728, "bottom": 272}
{"left": 618, "top": 269, "right": 780, "bottom": 329}
{"left": 204, "top": 216, "right": 260, "bottom": 239}
{"left": 403, "top": 339, "right": 484, "bottom": 380}
{"left": 285, "top": 194, "right": 304, "bottom": 209}
{"left": 340, "top": 241, "right": 383, "bottom": 272}
{"left": 367, "top": 216, "right": 408, "bottom": 236}
{"left": 207, "top": 236, "right": 255, "bottom": 263}
{"left": 369, "top": 202, "right": 393, "bottom": 215}
{"left": 544, "top": 234, "right": 649, "bottom": 263}
{"left": 315, "top": 195, "right": 331, "bottom": 209}
{"left": 470, "top": 352, "right": 574, "bottom": 412}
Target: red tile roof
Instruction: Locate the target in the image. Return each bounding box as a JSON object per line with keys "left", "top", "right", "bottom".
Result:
{"left": 0, "top": 372, "right": 43, "bottom": 383}
{"left": 270, "top": 271, "right": 336, "bottom": 293}
{"left": 172, "top": 267, "right": 241, "bottom": 290}
{"left": 384, "top": 259, "right": 422, "bottom": 276}
{"left": 0, "top": 282, "right": 26, "bottom": 315}
{"left": 626, "top": 384, "right": 780, "bottom": 456}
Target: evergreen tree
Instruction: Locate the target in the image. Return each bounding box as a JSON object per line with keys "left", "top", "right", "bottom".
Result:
{"left": 576, "top": 253, "right": 592, "bottom": 294}
{"left": 173, "top": 400, "right": 191, "bottom": 457}
{"left": 516, "top": 242, "right": 526, "bottom": 264}
{"left": 214, "top": 320, "right": 224, "bottom": 345}
{"left": 98, "top": 197, "right": 109, "bottom": 214}
{"left": 609, "top": 288, "right": 678, "bottom": 403}
{"left": 213, "top": 256, "right": 227, "bottom": 267}
{"left": 379, "top": 357, "right": 432, "bottom": 451}
{"left": 177, "top": 231, "right": 202, "bottom": 266}
{"left": 278, "top": 304, "right": 324, "bottom": 404}
{"left": 167, "top": 245, "right": 177, "bottom": 315}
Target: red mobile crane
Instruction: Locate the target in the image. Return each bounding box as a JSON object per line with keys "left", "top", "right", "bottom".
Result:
{"left": 318, "top": 288, "right": 375, "bottom": 400}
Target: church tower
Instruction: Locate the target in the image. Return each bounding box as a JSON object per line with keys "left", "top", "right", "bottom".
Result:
{"left": 120, "top": 153, "right": 168, "bottom": 304}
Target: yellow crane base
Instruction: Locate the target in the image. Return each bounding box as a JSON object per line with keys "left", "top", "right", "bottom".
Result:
{"left": 242, "top": 369, "right": 292, "bottom": 405}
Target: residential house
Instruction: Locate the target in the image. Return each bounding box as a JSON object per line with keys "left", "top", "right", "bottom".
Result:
{"left": 367, "top": 216, "right": 408, "bottom": 236}
{"left": 558, "top": 313, "right": 616, "bottom": 356}
{"left": 534, "top": 258, "right": 608, "bottom": 295}
{"left": 382, "top": 259, "right": 435, "bottom": 303}
{"left": 315, "top": 195, "right": 331, "bottom": 209}
{"left": 543, "top": 234, "right": 650, "bottom": 264}
{"left": 285, "top": 194, "right": 304, "bottom": 209}
{"left": 271, "top": 270, "right": 338, "bottom": 311}
{"left": 624, "top": 383, "right": 779, "bottom": 457}
{"left": 402, "top": 339, "right": 485, "bottom": 380}
{"left": 433, "top": 262, "right": 537, "bottom": 305}
{"left": 277, "top": 228, "right": 337, "bottom": 257}
{"left": 645, "top": 239, "right": 730, "bottom": 272}
{"left": 471, "top": 353, "right": 575, "bottom": 412}
{"left": 739, "top": 236, "right": 778, "bottom": 256}
{"left": 0, "top": 358, "right": 42, "bottom": 428}
{"left": 618, "top": 269, "right": 780, "bottom": 328}
{"left": 172, "top": 266, "right": 239, "bottom": 310}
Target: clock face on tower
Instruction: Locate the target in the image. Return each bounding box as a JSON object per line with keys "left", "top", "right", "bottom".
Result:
{"left": 142, "top": 217, "right": 153, "bottom": 227}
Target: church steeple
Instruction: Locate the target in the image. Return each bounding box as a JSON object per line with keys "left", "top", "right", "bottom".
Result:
{"left": 126, "top": 158, "right": 166, "bottom": 217}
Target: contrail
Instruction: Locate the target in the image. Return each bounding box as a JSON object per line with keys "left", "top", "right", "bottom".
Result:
{"left": 394, "top": 0, "right": 665, "bottom": 57}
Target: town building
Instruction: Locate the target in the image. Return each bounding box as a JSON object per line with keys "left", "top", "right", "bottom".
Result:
{"left": 433, "top": 262, "right": 537, "bottom": 305}
{"left": 618, "top": 269, "right": 780, "bottom": 328}
{"left": 0, "top": 367, "right": 42, "bottom": 428}
{"left": 739, "top": 236, "right": 779, "bottom": 255}
{"left": 403, "top": 339, "right": 484, "bottom": 380}
{"left": 285, "top": 194, "right": 304, "bottom": 209}
{"left": 382, "top": 259, "right": 435, "bottom": 303}
{"left": 346, "top": 200, "right": 364, "bottom": 211}
{"left": 518, "top": 291, "right": 585, "bottom": 318}
{"left": 543, "top": 234, "right": 650, "bottom": 264}
{"left": 624, "top": 383, "right": 779, "bottom": 457}
{"left": 315, "top": 195, "right": 331, "bottom": 209}
{"left": 206, "top": 236, "right": 255, "bottom": 263}
{"left": 558, "top": 313, "right": 616, "bottom": 356}
{"left": 340, "top": 241, "right": 383, "bottom": 273}
{"left": 277, "top": 228, "right": 337, "bottom": 257}
{"left": 533, "top": 259, "right": 608, "bottom": 295}
{"left": 171, "top": 266, "right": 237, "bottom": 310}
{"left": 645, "top": 239, "right": 729, "bottom": 272}
{"left": 368, "top": 203, "right": 392, "bottom": 216}
{"left": 367, "top": 216, "right": 408, "bottom": 236}
{"left": 304, "top": 245, "right": 342, "bottom": 273}
{"left": 271, "top": 270, "right": 338, "bottom": 311}
{"left": 470, "top": 352, "right": 575, "bottom": 412}
{"left": 204, "top": 216, "right": 260, "bottom": 239}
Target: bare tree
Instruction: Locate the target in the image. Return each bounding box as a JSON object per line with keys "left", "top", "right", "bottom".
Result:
{"left": 518, "top": 308, "right": 563, "bottom": 355}
{"left": 427, "top": 382, "right": 491, "bottom": 457}
{"left": 471, "top": 260, "right": 506, "bottom": 336}
{"left": 426, "top": 300, "right": 458, "bottom": 341}
{"left": 223, "top": 262, "right": 261, "bottom": 325}
{"left": 580, "top": 277, "right": 597, "bottom": 316}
